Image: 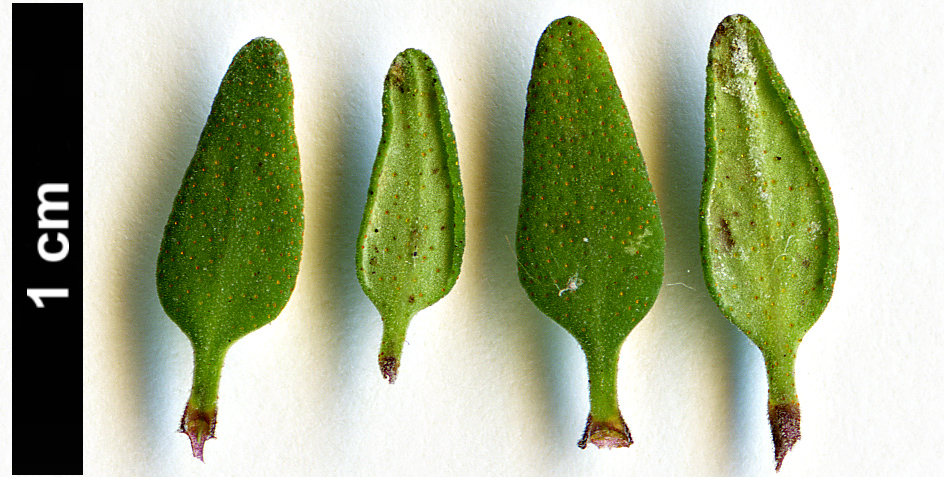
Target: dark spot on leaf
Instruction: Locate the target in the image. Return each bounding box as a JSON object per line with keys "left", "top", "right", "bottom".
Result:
{"left": 719, "top": 217, "right": 735, "bottom": 251}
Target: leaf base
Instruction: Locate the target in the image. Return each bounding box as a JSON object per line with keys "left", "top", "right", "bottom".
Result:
{"left": 577, "top": 413, "right": 633, "bottom": 449}
{"left": 179, "top": 401, "right": 218, "bottom": 462}
{"left": 769, "top": 402, "right": 801, "bottom": 471}
{"left": 379, "top": 354, "right": 400, "bottom": 384}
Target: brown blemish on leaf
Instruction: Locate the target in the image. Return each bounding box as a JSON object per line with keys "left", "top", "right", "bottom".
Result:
{"left": 389, "top": 61, "right": 406, "bottom": 93}
{"left": 719, "top": 217, "right": 735, "bottom": 251}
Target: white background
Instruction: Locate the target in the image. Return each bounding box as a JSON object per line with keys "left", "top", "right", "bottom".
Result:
{"left": 2, "top": 0, "right": 941, "bottom": 475}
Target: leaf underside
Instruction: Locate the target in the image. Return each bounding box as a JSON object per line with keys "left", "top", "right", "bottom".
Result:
{"left": 701, "top": 14, "right": 838, "bottom": 471}
{"left": 702, "top": 15, "right": 837, "bottom": 348}
{"left": 356, "top": 49, "right": 465, "bottom": 382}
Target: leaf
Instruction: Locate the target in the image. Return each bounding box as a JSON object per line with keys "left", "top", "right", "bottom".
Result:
{"left": 356, "top": 49, "right": 465, "bottom": 383}
{"left": 516, "top": 16, "right": 664, "bottom": 449}
{"left": 701, "top": 14, "right": 839, "bottom": 471}
{"left": 156, "top": 37, "right": 304, "bottom": 461}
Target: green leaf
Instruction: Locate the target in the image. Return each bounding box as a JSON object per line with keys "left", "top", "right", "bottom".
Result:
{"left": 356, "top": 49, "right": 465, "bottom": 383}
{"left": 156, "top": 37, "right": 304, "bottom": 461}
{"left": 516, "top": 17, "right": 664, "bottom": 449}
{"left": 701, "top": 14, "right": 839, "bottom": 471}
